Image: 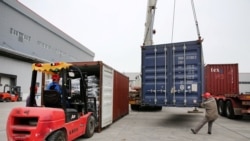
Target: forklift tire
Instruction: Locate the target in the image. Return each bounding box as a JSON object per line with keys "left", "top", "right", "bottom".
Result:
{"left": 83, "top": 115, "right": 95, "bottom": 138}
{"left": 5, "top": 98, "right": 10, "bottom": 102}
{"left": 47, "top": 130, "right": 66, "bottom": 141}
{"left": 18, "top": 97, "right": 22, "bottom": 101}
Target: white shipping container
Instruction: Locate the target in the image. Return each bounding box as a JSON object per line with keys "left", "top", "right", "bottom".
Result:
{"left": 239, "top": 73, "right": 250, "bottom": 94}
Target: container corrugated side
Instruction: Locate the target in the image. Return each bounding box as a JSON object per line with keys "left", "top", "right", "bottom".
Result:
{"left": 113, "top": 71, "right": 129, "bottom": 122}
{"left": 205, "top": 64, "right": 239, "bottom": 96}
{"left": 141, "top": 40, "right": 204, "bottom": 107}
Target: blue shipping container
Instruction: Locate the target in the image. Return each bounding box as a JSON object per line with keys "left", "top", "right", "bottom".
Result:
{"left": 141, "top": 40, "right": 204, "bottom": 107}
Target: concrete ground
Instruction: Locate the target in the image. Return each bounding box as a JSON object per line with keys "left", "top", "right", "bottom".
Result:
{"left": 1, "top": 101, "right": 250, "bottom": 141}
{"left": 77, "top": 107, "right": 250, "bottom": 141}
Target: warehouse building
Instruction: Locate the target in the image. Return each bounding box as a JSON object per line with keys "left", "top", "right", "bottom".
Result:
{"left": 0, "top": 0, "right": 94, "bottom": 97}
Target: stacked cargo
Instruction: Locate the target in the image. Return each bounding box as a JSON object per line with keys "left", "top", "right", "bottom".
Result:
{"left": 86, "top": 75, "right": 100, "bottom": 120}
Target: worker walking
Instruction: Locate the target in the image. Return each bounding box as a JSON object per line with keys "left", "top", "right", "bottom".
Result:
{"left": 191, "top": 92, "right": 218, "bottom": 135}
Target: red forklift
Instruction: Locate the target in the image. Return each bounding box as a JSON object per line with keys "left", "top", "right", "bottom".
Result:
{"left": 6, "top": 62, "right": 97, "bottom": 141}
{"left": 0, "top": 85, "right": 22, "bottom": 102}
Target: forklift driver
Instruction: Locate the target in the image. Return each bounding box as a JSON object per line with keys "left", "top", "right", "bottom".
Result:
{"left": 46, "top": 74, "right": 62, "bottom": 94}
{"left": 46, "top": 74, "right": 70, "bottom": 107}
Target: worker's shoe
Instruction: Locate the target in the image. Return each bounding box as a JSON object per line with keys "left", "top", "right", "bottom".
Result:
{"left": 191, "top": 129, "right": 196, "bottom": 134}
{"left": 208, "top": 132, "right": 211, "bottom": 135}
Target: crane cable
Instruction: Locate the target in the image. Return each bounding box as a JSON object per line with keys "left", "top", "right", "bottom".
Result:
{"left": 170, "top": 0, "right": 176, "bottom": 43}
{"left": 171, "top": 0, "right": 202, "bottom": 43}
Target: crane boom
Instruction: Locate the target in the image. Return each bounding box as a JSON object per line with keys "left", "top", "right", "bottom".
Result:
{"left": 143, "top": 0, "right": 157, "bottom": 46}
{"left": 129, "top": 0, "right": 158, "bottom": 107}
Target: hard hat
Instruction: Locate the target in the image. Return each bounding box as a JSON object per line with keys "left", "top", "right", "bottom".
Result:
{"left": 202, "top": 92, "right": 211, "bottom": 99}
{"left": 52, "top": 74, "right": 60, "bottom": 81}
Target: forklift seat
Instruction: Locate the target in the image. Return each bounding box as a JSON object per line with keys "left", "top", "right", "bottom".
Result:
{"left": 43, "top": 90, "right": 62, "bottom": 108}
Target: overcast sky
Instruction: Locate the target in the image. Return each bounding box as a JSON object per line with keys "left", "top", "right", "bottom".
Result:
{"left": 18, "top": 0, "right": 250, "bottom": 73}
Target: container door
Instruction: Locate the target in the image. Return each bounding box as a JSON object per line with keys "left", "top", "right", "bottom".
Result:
{"left": 141, "top": 44, "right": 169, "bottom": 106}
{"left": 141, "top": 40, "right": 203, "bottom": 107}
{"left": 170, "top": 42, "right": 203, "bottom": 107}
{"left": 101, "top": 65, "right": 114, "bottom": 128}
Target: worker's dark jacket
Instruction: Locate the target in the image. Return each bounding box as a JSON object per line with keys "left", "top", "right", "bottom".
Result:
{"left": 202, "top": 97, "right": 219, "bottom": 121}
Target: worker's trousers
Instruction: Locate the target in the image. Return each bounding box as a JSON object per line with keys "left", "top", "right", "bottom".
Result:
{"left": 193, "top": 117, "right": 215, "bottom": 133}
